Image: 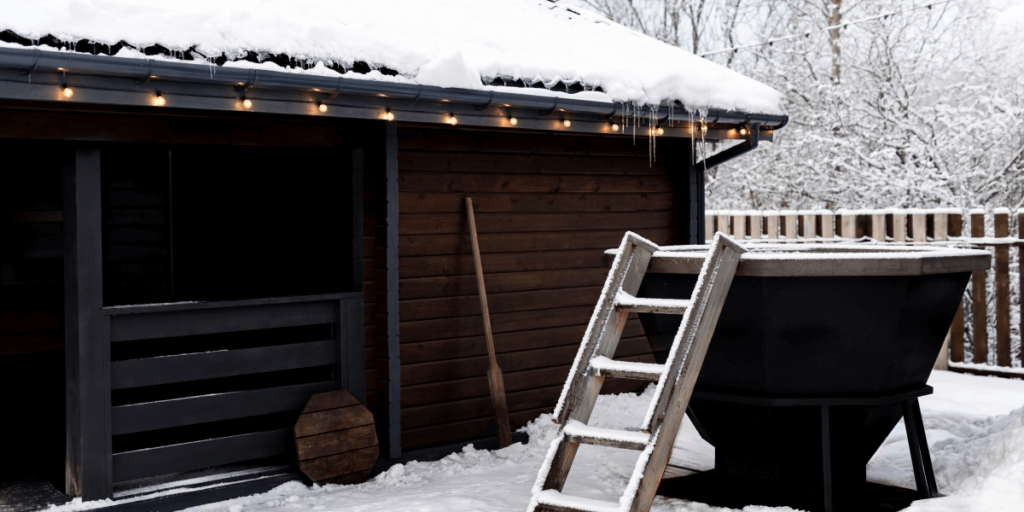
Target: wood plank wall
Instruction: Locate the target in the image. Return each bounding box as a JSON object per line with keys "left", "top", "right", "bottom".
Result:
{"left": 394, "top": 126, "right": 690, "bottom": 450}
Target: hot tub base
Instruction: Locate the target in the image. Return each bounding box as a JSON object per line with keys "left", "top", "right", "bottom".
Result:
{"left": 680, "top": 387, "right": 937, "bottom": 512}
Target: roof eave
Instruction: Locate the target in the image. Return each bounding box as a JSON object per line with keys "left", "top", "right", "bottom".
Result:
{"left": 0, "top": 46, "right": 788, "bottom": 139}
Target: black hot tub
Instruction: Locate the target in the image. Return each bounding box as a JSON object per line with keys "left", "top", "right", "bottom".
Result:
{"left": 633, "top": 244, "right": 989, "bottom": 511}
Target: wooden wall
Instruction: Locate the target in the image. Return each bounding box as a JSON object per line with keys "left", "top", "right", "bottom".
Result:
{"left": 394, "top": 126, "right": 692, "bottom": 450}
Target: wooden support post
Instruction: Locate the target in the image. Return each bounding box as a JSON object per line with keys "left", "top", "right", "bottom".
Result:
{"left": 950, "top": 302, "right": 965, "bottom": 363}
{"left": 465, "top": 197, "right": 513, "bottom": 448}
{"left": 341, "top": 149, "right": 366, "bottom": 404}
{"left": 891, "top": 209, "right": 907, "bottom": 243}
{"left": 782, "top": 210, "right": 798, "bottom": 241}
{"left": 801, "top": 210, "right": 817, "bottom": 242}
{"left": 65, "top": 148, "right": 113, "bottom": 499}
{"left": 765, "top": 210, "right": 779, "bottom": 240}
{"left": 871, "top": 211, "right": 886, "bottom": 242}
{"left": 731, "top": 211, "right": 746, "bottom": 240}
{"left": 717, "top": 212, "right": 730, "bottom": 238}
{"left": 704, "top": 210, "right": 716, "bottom": 242}
{"left": 994, "top": 208, "right": 1011, "bottom": 367}
{"left": 1020, "top": 209, "right": 1024, "bottom": 369}
{"left": 748, "top": 211, "right": 762, "bottom": 240}
{"left": 384, "top": 121, "right": 401, "bottom": 458}
{"left": 970, "top": 209, "right": 988, "bottom": 365}
{"left": 818, "top": 210, "right": 834, "bottom": 240}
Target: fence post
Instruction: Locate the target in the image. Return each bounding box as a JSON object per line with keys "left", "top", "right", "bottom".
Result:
{"left": 765, "top": 210, "right": 780, "bottom": 240}
{"left": 871, "top": 210, "right": 887, "bottom": 242}
{"left": 705, "top": 210, "right": 716, "bottom": 242}
{"left": 1019, "top": 209, "right": 1024, "bottom": 369}
{"left": 933, "top": 210, "right": 948, "bottom": 242}
{"left": 949, "top": 209, "right": 965, "bottom": 362}
{"left": 717, "top": 211, "right": 730, "bottom": 238}
{"left": 911, "top": 209, "right": 928, "bottom": 243}
{"left": 731, "top": 210, "right": 747, "bottom": 240}
{"left": 837, "top": 209, "right": 854, "bottom": 239}
{"left": 994, "top": 208, "right": 1011, "bottom": 367}
{"left": 748, "top": 210, "right": 762, "bottom": 240}
{"left": 818, "top": 209, "right": 834, "bottom": 240}
{"left": 892, "top": 209, "right": 907, "bottom": 243}
{"left": 800, "top": 210, "right": 817, "bottom": 242}
{"left": 970, "top": 209, "right": 988, "bottom": 364}
{"left": 782, "top": 210, "right": 798, "bottom": 241}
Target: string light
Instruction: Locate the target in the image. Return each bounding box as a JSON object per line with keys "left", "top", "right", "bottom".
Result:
{"left": 611, "top": 123, "right": 619, "bottom": 131}
{"left": 447, "top": 114, "right": 458, "bottom": 126}
{"left": 62, "top": 85, "right": 73, "bottom": 98}
{"left": 318, "top": 102, "right": 328, "bottom": 113}
{"left": 562, "top": 119, "right": 571, "bottom": 128}
{"left": 384, "top": 109, "right": 395, "bottom": 121}
{"left": 739, "top": 127, "right": 748, "bottom": 136}
{"left": 242, "top": 98, "right": 253, "bottom": 109}
{"left": 656, "top": 127, "right": 665, "bottom": 135}
{"left": 508, "top": 116, "right": 518, "bottom": 126}
{"left": 154, "top": 93, "right": 166, "bottom": 107}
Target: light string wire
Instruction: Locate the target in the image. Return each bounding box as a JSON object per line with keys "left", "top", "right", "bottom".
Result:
{"left": 699, "top": 0, "right": 955, "bottom": 57}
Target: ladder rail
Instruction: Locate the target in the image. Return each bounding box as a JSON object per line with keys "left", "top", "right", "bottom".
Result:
{"left": 552, "top": 231, "right": 659, "bottom": 426}
{"left": 629, "top": 234, "right": 745, "bottom": 512}
{"left": 640, "top": 233, "right": 746, "bottom": 434}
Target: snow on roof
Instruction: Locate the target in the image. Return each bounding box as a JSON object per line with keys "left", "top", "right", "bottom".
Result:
{"left": 1, "top": 0, "right": 785, "bottom": 116}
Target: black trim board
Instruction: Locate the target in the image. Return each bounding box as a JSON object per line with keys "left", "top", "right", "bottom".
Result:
{"left": 385, "top": 120, "right": 401, "bottom": 459}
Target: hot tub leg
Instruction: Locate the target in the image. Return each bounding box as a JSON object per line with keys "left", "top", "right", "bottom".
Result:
{"left": 902, "top": 398, "right": 938, "bottom": 498}
{"left": 820, "top": 405, "right": 833, "bottom": 512}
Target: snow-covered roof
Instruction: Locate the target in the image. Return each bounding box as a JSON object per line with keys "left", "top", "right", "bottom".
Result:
{"left": 1, "top": 0, "right": 785, "bottom": 116}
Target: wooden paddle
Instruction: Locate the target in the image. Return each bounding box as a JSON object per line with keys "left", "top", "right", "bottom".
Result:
{"left": 465, "top": 196, "right": 513, "bottom": 448}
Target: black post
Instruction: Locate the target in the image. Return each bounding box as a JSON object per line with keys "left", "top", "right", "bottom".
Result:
{"left": 820, "top": 405, "right": 832, "bottom": 512}
{"left": 64, "top": 148, "right": 113, "bottom": 499}
{"left": 385, "top": 121, "right": 401, "bottom": 459}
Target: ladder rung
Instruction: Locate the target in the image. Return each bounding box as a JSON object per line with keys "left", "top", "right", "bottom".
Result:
{"left": 614, "top": 291, "right": 690, "bottom": 314}
{"left": 589, "top": 355, "right": 665, "bottom": 381}
{"left": 533, "top": 489, "right": 621, "bottom": 512}
{"left": 562, "top": 420, "right": 650, "bottom": 451}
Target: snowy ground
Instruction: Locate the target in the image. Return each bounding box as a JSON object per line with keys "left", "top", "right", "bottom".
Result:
{"left": 99, "top": 371, "right": 1024, "bottom": 512}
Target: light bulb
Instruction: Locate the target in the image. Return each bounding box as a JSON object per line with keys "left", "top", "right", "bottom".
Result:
{"left": 154, "top": 95, "right": 166, "bottom": 107}
{"left": 447, "top": 115, "right": 458, "bottom": 126}
{"left": 318, "top": 103, "right": 328, "bottom": 113}
{"left": 656, "top": 127, "right": 664, "bottom": 135}
{"left": 62, "top": 86, "right": 73, "bottom": 98}
{"left": 384, "top": 111, "right": 395, "bottom": 121}
{"left": 562, "top": 119, "right": 571, "bottom": 128}
{"left": 701, "top": 124, "right": 708, "bottom": 135}
{"left": 508, "top": 117, "right": 518, "bottom": 126}
{"left": 242, "top": 98, "right": 253, "bottom": 109}
{"left": 611, "top": 123, "right": 619, "bottom": 131}
{"left": 739, "top": 127, "right": 748, "bottom": 136}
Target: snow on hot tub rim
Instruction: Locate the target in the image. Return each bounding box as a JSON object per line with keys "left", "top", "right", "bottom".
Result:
{"left": 604, "top": 244, "right": 990, "bottom": 276}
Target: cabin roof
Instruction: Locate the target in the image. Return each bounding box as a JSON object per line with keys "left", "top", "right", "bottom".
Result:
{"left": 1, "top": 0, "right": 785, "bottom": 117}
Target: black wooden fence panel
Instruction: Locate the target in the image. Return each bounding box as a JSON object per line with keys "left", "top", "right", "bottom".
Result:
{"left": 110, "top": 339, "right": 337, "bottom": 389}
{"left": 112, "top": 429, "right": 293, "bottom": 482}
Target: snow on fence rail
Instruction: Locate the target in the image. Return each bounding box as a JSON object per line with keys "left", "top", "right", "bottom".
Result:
{"left": 706, "top": 208, "right": 1024, "bottom": 379}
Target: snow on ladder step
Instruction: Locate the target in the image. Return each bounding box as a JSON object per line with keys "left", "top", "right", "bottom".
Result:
{"left": 589, "top": 356, "right": 665, "bottom": 382}
{"left": 534, "top": 489, "right": 621, "bottom": 512}
{"left": 613, "top": 290, "right": 690, "bottom": 315}
{"left": 562, "top": 419, "right": 650, "bottom": 451}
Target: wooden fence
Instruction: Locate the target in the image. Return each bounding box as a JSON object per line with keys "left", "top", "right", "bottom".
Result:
{"left": 705, "top": 208, "right": 1024, "bottom": 379}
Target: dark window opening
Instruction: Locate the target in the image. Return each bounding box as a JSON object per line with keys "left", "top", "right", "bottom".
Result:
{"left": 103, "top": 145, "right": 354, "bottom": 306}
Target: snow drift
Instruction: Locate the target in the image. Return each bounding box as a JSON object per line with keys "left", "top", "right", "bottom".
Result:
{"left": 0, "top": 0, "right": 785, "bottom": 115}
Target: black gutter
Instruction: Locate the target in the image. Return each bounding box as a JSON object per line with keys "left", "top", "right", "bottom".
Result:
{"left": 697, "top": 122, "right": 763, "bottom": 170}
{"left": 0, "top": 46, "right": 789, "bottom": 131}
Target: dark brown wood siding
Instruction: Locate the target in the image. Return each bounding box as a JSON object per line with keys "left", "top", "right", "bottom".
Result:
{"left": 396, "top": 126, "right": 691, "bottom": 450}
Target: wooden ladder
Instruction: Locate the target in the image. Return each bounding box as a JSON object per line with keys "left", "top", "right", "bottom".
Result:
{"left": 527, "top": 231, "right": 746, "bottom": 512}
